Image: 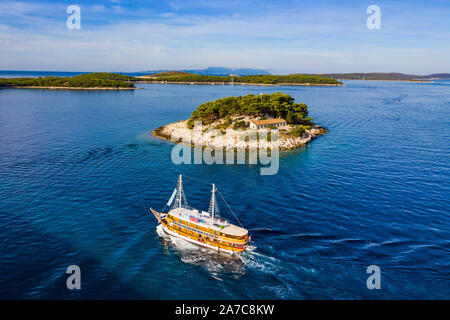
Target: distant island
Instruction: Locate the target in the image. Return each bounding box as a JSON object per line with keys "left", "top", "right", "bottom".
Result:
{"left": 154, "top": 92, "right": 327, "bottom": 150}
{"left": 0, "top": 73, "right": 138, "bottom": 89}
{"left": 309, "top": 72, "right": 450, "bottom": 81}
{"left": 134, "top": 68, "right": 449, "bottom": 81}
{"left": 3, "top": 70, "right": 446, "bottom": 90}
{"left": 137, "top": 71, "right": 342, "bottom": 86}
{"left": 0, "top": 71, "right": 341, "bottom": 89}
{"left": 137, "top": 67, "right": 271, "bottom": 76}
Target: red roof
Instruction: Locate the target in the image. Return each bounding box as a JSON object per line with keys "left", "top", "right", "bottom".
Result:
{"left": 250, "top": 118, "right": 287, "bottom": 126}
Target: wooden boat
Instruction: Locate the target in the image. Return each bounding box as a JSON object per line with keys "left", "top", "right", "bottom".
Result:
{"left": 150, "top": 175, "right": 250, "bottom": 254}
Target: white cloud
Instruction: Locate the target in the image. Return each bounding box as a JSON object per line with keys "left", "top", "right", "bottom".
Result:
{"left": 112, "top": 5, "right": 124, "bottom": 14}
{"left": 0, "top": 1, "right": 448, "bottom": 73}
{"left": 160, "top": 12, "right": 176, "bottom": 18}
{"left": 91, "top": 5, "right": 105, "bottom": 13}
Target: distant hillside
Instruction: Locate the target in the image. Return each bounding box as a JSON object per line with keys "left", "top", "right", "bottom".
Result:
{"left": 312, "top": 73, "right": 418, "bottom": 81}
{"left": 149, "top": 71, "right": 193, "bottom": 77}
{"left": 231, "top": 68, "right": 271, "bottom": 76}
{"left": 138, "top": 67, "right": 271, "bottom": 76}
{"left": 190, "top": 67, "right": 271, "bottom": 76}
{"left": 421, "top": 73, "right": 450, "bottom": 79}
{"left": 310, "top": 72, "right": 450, "bottom": 81}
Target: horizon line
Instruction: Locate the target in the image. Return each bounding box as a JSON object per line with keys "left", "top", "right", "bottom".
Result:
{"left": 0, "top": 69, "right": 449, "bottom": 76}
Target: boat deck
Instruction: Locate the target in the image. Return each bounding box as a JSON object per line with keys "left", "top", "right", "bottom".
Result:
{"left": 168, "top": 207, "right": 247, "bottom": 237}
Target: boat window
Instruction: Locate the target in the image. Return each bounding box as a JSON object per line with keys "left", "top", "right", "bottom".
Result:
{"left": 225, "top": 234, "right": 247, "bottom": 239}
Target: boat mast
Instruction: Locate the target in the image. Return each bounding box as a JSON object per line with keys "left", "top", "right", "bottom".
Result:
{"left": 178, "top": 174, "right": 183, "bottom": 210}
{"left": 211, "top": 183, "right": 216, "bottom": 224}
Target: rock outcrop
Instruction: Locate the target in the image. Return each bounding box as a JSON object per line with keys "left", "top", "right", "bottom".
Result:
{"left": 153, "top": 120, "right": 327, "bottom": 150}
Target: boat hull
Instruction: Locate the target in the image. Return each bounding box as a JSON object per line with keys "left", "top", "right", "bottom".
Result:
{"left": 151, "top": 208, "right": 246, "bottom": 254}
{"left": 160, "top": 224, "right": 236, "bottom": 255}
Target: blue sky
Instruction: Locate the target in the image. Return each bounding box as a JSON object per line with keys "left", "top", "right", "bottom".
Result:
{"left": 0, "top": 0, "right": 449, "bottom": 74}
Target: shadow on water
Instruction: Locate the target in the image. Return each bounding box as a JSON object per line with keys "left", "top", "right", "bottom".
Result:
{"left": 68, "top": 132, "right": 166, "bottom": 165}
{"left": 0, "top": 221, "right": 145, "bottom": 299}
{"left": 248, "top": 227, "right": 287, "bottom": 235}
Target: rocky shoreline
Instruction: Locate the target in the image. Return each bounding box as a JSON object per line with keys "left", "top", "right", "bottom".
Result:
{"left": 153, "top": 120, "right": 327, "bottom": 150}
{"left": 136, "top": 80, "right": 342, "bottom": 87}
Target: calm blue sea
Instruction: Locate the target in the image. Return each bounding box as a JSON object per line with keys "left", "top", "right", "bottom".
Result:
{"left": 0, "top": 75, "right": 449, "bottom": 299}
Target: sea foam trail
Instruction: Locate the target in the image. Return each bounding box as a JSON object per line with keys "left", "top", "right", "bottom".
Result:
{"left": 155, "top": 225, "right": 284, "bottom": 278}
{"left": 155, "top": 225, "right": 246, "bottom": 276}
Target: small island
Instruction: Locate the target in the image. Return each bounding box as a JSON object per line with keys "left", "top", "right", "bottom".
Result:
{"left": 0, "top": 73, "right": 138, "bottom": 89}
{"left": 0, "top": 71, "right": 344, "bottom": 90}
{"left": 310, "top": 72, "right": 450, "bottom": 82}
{"left": 137, "top": 71, "right": 342, "bottom": 86}
{"left": 154, "top": 92, "right": 327, "bottom": 150}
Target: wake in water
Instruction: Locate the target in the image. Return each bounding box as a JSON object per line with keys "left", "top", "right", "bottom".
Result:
{"left": 155, "top": 225, "right": 282, "bottom": 279}
{"left": 156, "top": 225, "right": 246, "bottom": 278}
{"left": 239, "top": 249, "right": 282, "bottom": 274}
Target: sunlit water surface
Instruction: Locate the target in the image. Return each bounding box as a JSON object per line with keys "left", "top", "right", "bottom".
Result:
{"left": 0, "top": 78, "right": 449, "bottom": 299}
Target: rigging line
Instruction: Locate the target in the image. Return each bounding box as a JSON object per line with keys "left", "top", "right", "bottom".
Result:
{"left": 216, "top": 188, "right": 244, "bottom": 228}
{"left": 181, "top": 174, "right": 212, "bottom": 186}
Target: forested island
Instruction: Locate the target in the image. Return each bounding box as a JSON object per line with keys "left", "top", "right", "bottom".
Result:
{"left": 137, "top": 67, "right": 271, "bottom": 76}
{"left": 310, "top": 72, "right": 450, "bottom": 81}
{"left": 154, "top": 92, "right": 327, "bottom": 150}
{"left": 0, "top": 71, "right": 343, "bottom": 89}
{"left": 0, "top": 73, "right": 137, "bottom": 89}
{"left": 2, "top": 71, "right": 446, "bottom": 90}
{"left": 138, "top": 71, "right": 342, "bottom": 86}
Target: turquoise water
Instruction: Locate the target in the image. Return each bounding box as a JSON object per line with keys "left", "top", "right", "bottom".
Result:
{"left": 0, "top": 79, "right": 449, "bottom": 299}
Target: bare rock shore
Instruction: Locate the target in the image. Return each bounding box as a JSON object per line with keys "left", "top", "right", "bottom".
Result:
{"left": 153, "top": 120, "right": 327, "bottom": 150}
